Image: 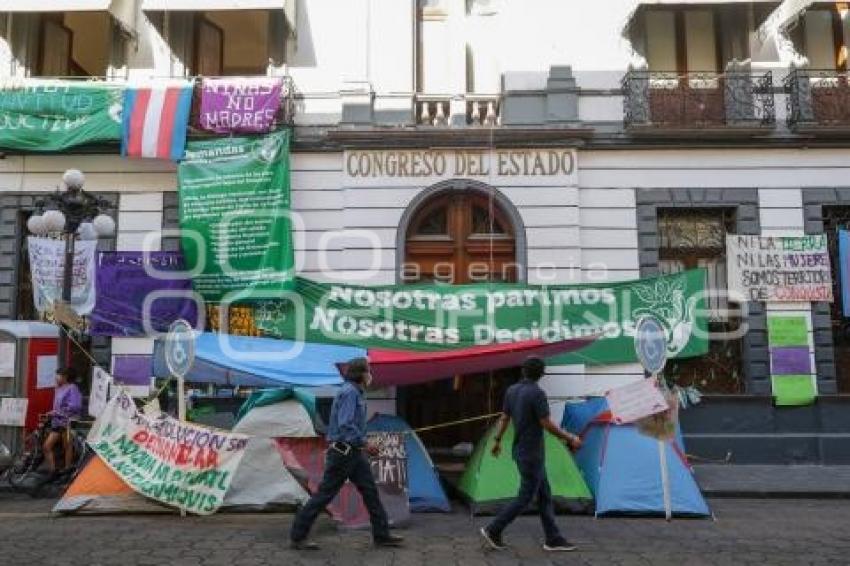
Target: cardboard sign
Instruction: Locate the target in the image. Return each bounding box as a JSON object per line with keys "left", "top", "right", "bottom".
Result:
{"left": 36, "top": 355, "right": 57, "bottom": 389}
{"left": 726, "top": 235, "right": 833, "bottom": 302}
{"left": 88, "top": 367, "right": 112, "bottom": 418}
{"left": 0, "top": 343, "right": 15, "bottom": 377}
{"left": 606, "top": 378, "right": 669, "bottom": 425}
{"left": 368, "top": 431, "right": 410, "bottom": 527}
{"left": 0, "top": 397, "right": 28, "bottom": 426}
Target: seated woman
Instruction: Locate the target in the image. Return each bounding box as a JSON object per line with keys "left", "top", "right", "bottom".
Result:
{"left": 43, "top": 367, "right": 83, "bottom": 475}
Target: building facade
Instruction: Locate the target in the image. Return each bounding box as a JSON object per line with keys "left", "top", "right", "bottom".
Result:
{"left": 1, "top": 0, "right": 849, "bottom": 461}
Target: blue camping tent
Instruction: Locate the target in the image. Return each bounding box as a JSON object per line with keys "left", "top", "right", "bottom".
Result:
{"left": 368, "top": 413, "right": 451, "bottom": 513}
{"left": 563, "top": 398, "right": 710, "bottom": 518}
{"left": 153, "top": 332, "right": 365, "bottom": 387}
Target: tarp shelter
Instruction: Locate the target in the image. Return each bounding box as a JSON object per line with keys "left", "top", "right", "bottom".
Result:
{"left": 152, "top": 332, "right": 364, "bottom": 387}
{"left": 457, "top": 422, "right": 592, "bottom": 515}
{"left": 562, "top": 398, "right": 711, "bottom": 518}
{"left": 363, "top": 336, "right": 597, "bottom": 387}
{"left": 55, "top": 390, "right": 316, "bottom": 514}
{"left": 367, "top": 413, "right": 450, "bottom": 512}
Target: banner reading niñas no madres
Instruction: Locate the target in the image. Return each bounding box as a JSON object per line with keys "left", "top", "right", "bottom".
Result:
{"left": 0, "top": 82, "right": 122, "bottom": 151}
{"left": 256, "top": 269, "right": 710, "bottom": 366}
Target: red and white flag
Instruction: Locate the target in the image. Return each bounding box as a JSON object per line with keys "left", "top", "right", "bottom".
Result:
{"left": 121, "top": 81, "right": 194, "bottom": 161}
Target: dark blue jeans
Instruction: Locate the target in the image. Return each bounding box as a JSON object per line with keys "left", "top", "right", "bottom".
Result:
{"left": 290, "top": 446, "right": 390, "bottom": 542}
{"left": 486, "top": 456, "right": 564, "bottom": 544}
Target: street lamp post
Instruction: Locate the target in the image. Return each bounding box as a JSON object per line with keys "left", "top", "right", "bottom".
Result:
{"left": 27, "top": 169, "right": 115, "bottom": 371}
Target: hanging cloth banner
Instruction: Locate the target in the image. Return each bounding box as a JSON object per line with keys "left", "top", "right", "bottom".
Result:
{"left": 199, "top": 77, "right": 283, "bottom": 134}
{"left": 27, "top": 237, "right": 97, "bottom": 315}
{"left": 90, "top": 251, "right": 199, "bottom": 337}
{"left": 178, "top": 130, "right": 294, "bottom": 302}
{"left": 255, "top": 269, "right": 709, "bottom": 366}
{"left": 87, "top": 390, "right": 249, "bottom": 515}
{"left": 840, "top": 230, "right": 850, "bottom": 317}
{"left": 0, "top": 81, "right": 122, "bottom": 151}
{"left": 726, "top": 234, "right": 833, "bottom": 302}
{"left": 122, "top": 81, "right": 193, "bottom": 161}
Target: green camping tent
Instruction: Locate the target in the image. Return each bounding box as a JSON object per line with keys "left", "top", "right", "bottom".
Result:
{"left": 458, "top": 423, "right": 592, "bottom": 514}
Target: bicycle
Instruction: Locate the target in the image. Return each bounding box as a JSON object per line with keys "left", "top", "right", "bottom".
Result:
{"left": 0, "top": 415, "right": 90, "bottom": 498}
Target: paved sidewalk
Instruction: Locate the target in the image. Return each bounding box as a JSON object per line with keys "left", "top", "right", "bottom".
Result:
{"left": 1, "top": 497, "right": 849, "bottom": 565}
{"left": 695, "top": 465, "right": 850, "bottom": 497}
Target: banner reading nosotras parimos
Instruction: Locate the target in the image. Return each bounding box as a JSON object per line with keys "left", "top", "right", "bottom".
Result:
{"left": 726, "top": 235, "right": 833, "bottom": 302}
{"left": 178, "top": 130, "right": 294, "bottom": 302}
{"left": 256, "top": 269, "right": 709, "bottom": 366}
{"left": 0, "top": 82, "right": 122, "bottom": 151}
{"left": 88, "top": 391, "right": 248, "bottom": 515}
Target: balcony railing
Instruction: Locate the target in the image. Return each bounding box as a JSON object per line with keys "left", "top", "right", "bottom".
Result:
{"left": 416, "top": 94, "right": 501, "bottom": 127}
{"left": 784, "top": 68, "right": 850, "bottom": 129}
{"left": 623, "top": 70, "right": 775, "bottom": 130}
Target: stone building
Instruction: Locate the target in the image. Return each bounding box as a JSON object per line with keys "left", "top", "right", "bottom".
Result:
{"left": 0, "top": 0, "right": 848, "bottom": 462}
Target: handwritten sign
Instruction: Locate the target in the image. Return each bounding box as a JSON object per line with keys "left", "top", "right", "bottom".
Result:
{"left": 27, "top": 237, "right": 98, "bottom": 315}
{"left": 368, "top": 431, "right": 410, "bottom": 526}
{"left": 199, "top": 77, "right": 282, "bottom": 134}
{"left": 726, "top": 235, "right": 833, "bottom": 302}
{"left": 606, "top": 378, "right": 669, "bottom": 425}
{"left": 36, "top": 355, "right": 57, "bottom": 389}
{"left": 88, "top": 391, "right": 249, "bottom": 515}
{"left": 88, "top": 367, "right": 112, "bottom": 418}
{"left": 0, "top": 397, "right": 28, "bottom": 426}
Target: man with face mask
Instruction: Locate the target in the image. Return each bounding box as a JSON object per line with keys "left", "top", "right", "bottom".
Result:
{"left": 290, "top": 357, "right": 404, "bottom": 550}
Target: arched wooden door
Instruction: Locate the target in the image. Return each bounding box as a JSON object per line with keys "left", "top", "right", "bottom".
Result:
{"left": 402, "top": 191, "right": 517, "bottom": 284}
{"left": 400, "top": 188, "right": 520, "bottom": 454}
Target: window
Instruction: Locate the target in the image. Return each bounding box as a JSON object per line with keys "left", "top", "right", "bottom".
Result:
{"left": 643, "top": 8, "right": 720, "bottom": 74}
{"left": 822, "top": 206, "right": 850, "bottom": 392}
{"left": 0, "top": 11, "right": 119, "bottom": 77}
{"left": 154, "top": 10, "right": 286, "bottom": 77}
{"left": 658, "top": 208, "right": 743, "bottom": 394}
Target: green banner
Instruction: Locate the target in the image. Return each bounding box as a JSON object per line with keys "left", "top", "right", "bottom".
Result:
{"left": 255, "top": 269, "right": 709, "bottom": 366}
{"left": 0, "top": 82, "right": 122, "bottom": 151}
{"left": 179, "top": 131, "right": 294, "bottom": 302}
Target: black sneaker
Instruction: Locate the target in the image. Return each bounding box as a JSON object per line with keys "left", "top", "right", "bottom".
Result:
{"left": 543, "top": 539, "right": 577, "bottom": 552}
{"left": 290, "top": 540, "right": 319, "bottom": 551}
{"left": 374, "top": 534, "right": 404, "bottom": 547}
{"left": 480, "top": 527, "right": 507, "bottom": 551}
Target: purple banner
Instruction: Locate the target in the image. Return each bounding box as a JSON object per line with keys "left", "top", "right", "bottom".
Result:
{"left": 199, "top": 77, "right": 282, "bottom": 134}
{"left": 112, "top": 355, "right": 152, "bottom": 387}
{"left": 770, "top": 347, "right": 812, "bottom": 376}
{"left": 90, "top": 251, "right": 198, "bottom": 336}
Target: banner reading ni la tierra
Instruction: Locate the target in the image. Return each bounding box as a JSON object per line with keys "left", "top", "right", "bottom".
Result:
{"left": 256, "top": 269, "right": 709, "bottom": 366}
{"left": 199, "top": 77, "right": 282, "bottom": 134}
{"left": 178, "top": 130, "right": 294, "bottom": 302}
{"left": 0, "top": 82, "right": 122, "bottom": 151}
{"left": 88, "top": 391, "right": 248, "bottom": 515}
{"left": 726, "top": 235, "right": 833, "bottom": 302}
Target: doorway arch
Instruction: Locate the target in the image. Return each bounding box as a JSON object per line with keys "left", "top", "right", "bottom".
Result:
{"left": 396, "top": 180, "right": 526, "bottom": 452}
{"left": 396, "top": 179, "right": 526, "bottom": 284}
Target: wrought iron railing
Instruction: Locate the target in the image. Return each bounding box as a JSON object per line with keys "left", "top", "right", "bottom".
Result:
{"left": 622, "top": 70, "right": 775, "bottom": 129}
{"left": 784, "top": 68, "right": 850, "bottom": 127}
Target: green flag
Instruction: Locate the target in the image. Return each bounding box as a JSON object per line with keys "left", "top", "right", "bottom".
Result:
{"left": 255, "top": 269, "right": 709, "bottom": 366}
{"left": 0, "top": 82, "right": 122, "bottom": 151}
{"left": 178, "top": 130, "right": 294, "bottom": 302}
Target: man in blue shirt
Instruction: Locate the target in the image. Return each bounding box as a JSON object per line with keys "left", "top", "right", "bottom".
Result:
{"left": 290, "top": 357, "right": 404, "bottom": 550}
{"left": 480, "top": 357, "right": 582, "bottom": 553}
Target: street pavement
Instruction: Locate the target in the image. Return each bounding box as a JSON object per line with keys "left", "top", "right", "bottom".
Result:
{"left": 0, "top": 496, "right": 847, "bottom": 565}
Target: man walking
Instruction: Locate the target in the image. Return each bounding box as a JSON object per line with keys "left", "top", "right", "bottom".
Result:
{"left": 290, "top": 357, "right": 404, "bottom": 550}
{"left": 480, "top": 356, "right": 582, "bottom": 552}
